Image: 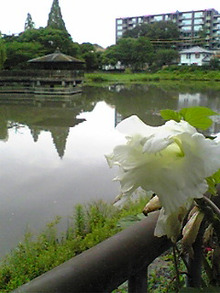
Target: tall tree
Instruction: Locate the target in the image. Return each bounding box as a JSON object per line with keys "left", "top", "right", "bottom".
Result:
{"left": 111, "top": 37, "right": 153, "bottom": 70}
{"left": 47, "top": 0, "right": 67, "bottom": 32}
{"left": 24, "top": 13, "right": 35, "bottom": 30}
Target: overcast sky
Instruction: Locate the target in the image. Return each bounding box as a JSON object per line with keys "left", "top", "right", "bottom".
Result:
{"left": 0, "top": 0, "right": 220, "bottom": 48}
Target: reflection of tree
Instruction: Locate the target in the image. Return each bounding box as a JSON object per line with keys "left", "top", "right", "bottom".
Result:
{"left": 0, "top": 119, "right": 8, "bottom": 141}
{"left": 102, "top": 84, "right": 178, "bottom": 126}
{"left": 0, "top": 94, "right": 95, "bottom": 158}
{"left": 90, "top": 83, "right": 219, "bottom": 130}
{"left": 0, "top": 85, "right": 219, "bottom": 156}
{"left": 30, "top": 128, "right": 40, "bottom": 142}
{"left": 50, "top": 127, "right": 69, "bottom": 158}
{"left": 29, "top": 125, "right": 70, "bottom": 158}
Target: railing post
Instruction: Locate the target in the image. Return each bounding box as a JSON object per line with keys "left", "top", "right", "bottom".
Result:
{"left": 128, "top": 267, "right": 148, "bottom": 293}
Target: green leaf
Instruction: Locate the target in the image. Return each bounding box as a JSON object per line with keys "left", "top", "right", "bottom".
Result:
{"left": 160, "top": 109, "right": 181, "bottom": 122}
{"left": 117, "top": 213, "right": 145, "bottom": 229}
{"left": 179, "top": 107, "right": 218, "bottom": 130}
{"left": 207, "top": 169, "right": 220, "bottom": 195}
{"left": 212, "top": 169, "right": 220, "bottom": 184}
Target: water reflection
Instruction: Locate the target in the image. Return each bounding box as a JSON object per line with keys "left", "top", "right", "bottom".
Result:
{"left": 0, "top": 83, "right": 219, "bottom": 258}
{"left": 0, "top": 94, "right": 90, "bottom": 158}
{"left": 177, "top": 92, "right": 220, "bottom": 134}
{"left": 91, "top": 83, "right": 220, "bottom": 133}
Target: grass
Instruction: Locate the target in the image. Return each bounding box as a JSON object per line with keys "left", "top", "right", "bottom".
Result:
{"left": 85, "top": 66, "right": 220, "bottom": 85}
{"left": 0, "top": 196, "right": 150, "bottom": 292}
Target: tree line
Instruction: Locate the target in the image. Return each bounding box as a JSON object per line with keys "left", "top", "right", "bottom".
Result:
{"left": 0, "top": 12, "right": 218, "bottom": 71}
{"left": 0, "top": 21, "right": 180, "bottom": 71}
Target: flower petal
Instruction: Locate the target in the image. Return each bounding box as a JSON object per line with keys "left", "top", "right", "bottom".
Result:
{"left": 107, "top": 115, "right": 220, "bottom": 239}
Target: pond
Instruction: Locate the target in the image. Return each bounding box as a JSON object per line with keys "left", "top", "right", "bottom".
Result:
{"left": 0, "top": 83, "right": 219, "bottom": 258}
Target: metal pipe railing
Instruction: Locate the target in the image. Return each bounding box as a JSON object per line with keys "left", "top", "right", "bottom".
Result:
{"left": 13, "top": 211, "right": 172, "bottom": 293}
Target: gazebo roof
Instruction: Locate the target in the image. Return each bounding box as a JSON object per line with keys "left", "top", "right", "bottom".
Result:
{"left": 28, "top": 48, "right": 85, "bottom": 64}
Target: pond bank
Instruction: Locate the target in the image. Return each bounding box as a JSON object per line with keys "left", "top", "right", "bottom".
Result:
{"left": 85, "top": 69, "right": 220, "bottom": 85}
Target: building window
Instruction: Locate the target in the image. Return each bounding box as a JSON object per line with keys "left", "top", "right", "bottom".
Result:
{"left": 182, "top": 19, "right": 192, "bottom": 25}
{"left": 117, "top": 19, "right": 123, "bottom": 25}
{"left": 154, "top": 15, "right": 163, "bottom": 21}
{"left": 186, "top": 53, "right": 191, "bottom": 59}
{"left": 194, "top": 25, "right": 203, "bottom": 31}
{"left": 194, "top": 19, "right": 203, "bottom": 25}
{"left": 132, "top": 18, "right": 137, "bottom": 23}
{"left": 195, "top": 53, "right": 200, "bottom": 58}
{"left": 182, "top": 12, "right": 192, "bottom": 19}
{"left": 181, "top": 26, "right": 192, "bottom": 31}
{"left": 194, "top": 12, "right": 204, "bottom": 18}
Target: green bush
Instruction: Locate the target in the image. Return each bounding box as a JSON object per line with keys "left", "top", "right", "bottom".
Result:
{"left": 0, "top": 197, "right": 149, "bottom": 291}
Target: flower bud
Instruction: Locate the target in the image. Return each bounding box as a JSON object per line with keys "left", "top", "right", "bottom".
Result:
{"left": 143, "top": 195, "right": 161, "bottom": 216}
{"left": 182, "top": 207, "right": 204, "bottom": 255}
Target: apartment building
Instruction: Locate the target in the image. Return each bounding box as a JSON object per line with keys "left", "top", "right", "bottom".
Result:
{"left": 116, "top": 9, "right": 220, "bottom": 50}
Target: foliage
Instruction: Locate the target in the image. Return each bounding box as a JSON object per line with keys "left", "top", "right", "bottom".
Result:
{"left": 160, "top": 106, "right": 218, "bottom": 131}
{"left": 209, "top": 58, "right": 220, "bottom": 70}
{"left": 18, "top": 27, "right": 79, "bottom": 56}
{"left": 82, "top": 51, "right": 99, "bottom": 70}
{"left": 24, "top": 13, "right": 35, "bottom": 31}
{"left": 85, "top": 69, "right": 220, "bottom": 85}
{"left": 103, "top": 37, "right": 154, "bottom": 70}
{"left": 4, "top": 41, "right": 43, "bottom": 69}
{"left": 0, "top": 197, "right": 149, "bottom": 291}
{"left": 132, "top": 37, "right": 154, "bottom": 68}
{"left": 2, "top": 28, "right": 81, "bottom": 69}
{"left": 102, "top": 22, "right": 180, "bottom": 70}
{"left": 115, "top": 38, "right": 137, "bottom": 68}
{"left": 123, "top": 21, "right": 180, "bottom": 49}
{"left": 76, "top": 43, "right": 103, "bottom": 70}
{"left": 0, "top": 37, "right": 6, "bottom": 69}
{"left": 154, "top": 48, "right": 179, "bottom": 67}
{"left": 80, "top": 42, "right": 95, "bottom": 54}
{"left": 102, "top": 45, "right": 119, "bottom": 67}
{"left": 47, "top": 0, "right": 67, "bottom": 32}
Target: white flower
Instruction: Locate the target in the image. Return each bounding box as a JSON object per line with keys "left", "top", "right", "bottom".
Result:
{"left": 106, "top": 115, "right": 220, "bottom": 241}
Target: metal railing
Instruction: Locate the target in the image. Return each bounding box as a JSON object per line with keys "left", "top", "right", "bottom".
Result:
{"left": 12, "top": 211, "right": 172, "bottom": 293}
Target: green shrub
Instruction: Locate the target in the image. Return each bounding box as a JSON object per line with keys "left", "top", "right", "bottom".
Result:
{"left": 0, "top": 196, "right": 149, "bottom": 291}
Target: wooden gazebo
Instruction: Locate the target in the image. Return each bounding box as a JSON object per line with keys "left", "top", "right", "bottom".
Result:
{"left": 28, "top": 48, "right": 85, "bottom": 70}
{"left": 26, "top": 48, "right": 85, "bottom": 92}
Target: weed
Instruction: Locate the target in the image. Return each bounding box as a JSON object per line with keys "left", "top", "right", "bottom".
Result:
{"left": 0, "top": 197, "right": 148, "bottom": 291}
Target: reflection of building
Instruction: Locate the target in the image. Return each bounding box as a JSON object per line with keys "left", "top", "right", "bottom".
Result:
{"left": 0, "top": 94, "right": 87, "bottom": 158}
{"left": 178, "top": 93, "right": 208, "bottom": 108}
{"left": 29, "top": 114, "right": 85, "bottom": 158}
{"left": 116, "top": 8, "right": 220, "bottom": 50}
{"left": 114, "top": 111, "right": 122, "bottom": 127}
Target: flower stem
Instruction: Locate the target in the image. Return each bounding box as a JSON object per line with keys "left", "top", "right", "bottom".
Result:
{"left": 195, "top": 197, "right": 220, "bottom": 245}
{"left": 202, "top": 195, "right": 220, "bottom": 219}
{"left": 172, "top": 245, "right": 181, "bottom": 292}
